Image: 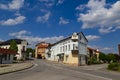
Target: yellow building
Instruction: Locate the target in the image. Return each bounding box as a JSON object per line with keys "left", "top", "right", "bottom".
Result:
{"left": 35, "top": 42, "right": 50, "bottom": 59}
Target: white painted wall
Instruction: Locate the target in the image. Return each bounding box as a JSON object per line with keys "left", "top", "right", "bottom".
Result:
{"left": 0, "top": 40, "right": 27, "bottom": 60}
{"left": 47, "top": 32, "right": 88, "bottom": 62}
{"left": 2, "top": 54, "right": 14, "bottom": 64}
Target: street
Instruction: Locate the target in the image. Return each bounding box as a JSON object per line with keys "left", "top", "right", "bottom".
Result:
{"left": 0, "top": 59, "right": 119, "bottom": 80}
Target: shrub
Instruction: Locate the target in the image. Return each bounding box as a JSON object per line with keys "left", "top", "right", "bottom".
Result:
{"left": 88, "top": 58, "right": 101, "bottom": 65}
{"left": 108, "top": 62, "right": 120, "bottom": 71}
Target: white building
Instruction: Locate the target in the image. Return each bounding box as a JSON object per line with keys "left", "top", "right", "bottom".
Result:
{"left": 0, "top": 48, "right": 17, "bottom": 64}
{"left": 0, "top": 39, "right": 28, "bottom": 60}
{"left": 45, "top": 32, "right": 88, "bottom": 65}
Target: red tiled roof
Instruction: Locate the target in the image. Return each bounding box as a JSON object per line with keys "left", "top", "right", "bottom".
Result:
{"left": 0, "top": 48, "right": 17, "bottom": 54}
{"left": 87, "top": 47, "right": 100, "bottom": 53}
{"left": 38, "top": 45, "right": 49, "bottom": 48}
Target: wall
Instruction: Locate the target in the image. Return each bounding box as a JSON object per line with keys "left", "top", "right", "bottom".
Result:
{"left": 2, "top": 54, "right": 14, "bottom": 64}
{"left": 49, "top": 38, "right": 79, "bottom": 64}
{"left": 0, "top": 40, "right": 27, "bottom": 60}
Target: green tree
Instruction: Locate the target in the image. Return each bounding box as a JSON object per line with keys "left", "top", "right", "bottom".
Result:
{"left": 99, "top": 52, "right": 106, "bottom": 63}
{"left": 26, "top": 48, "right": 35, "bottom": 57}
{"left": 114, "top": 54, "right": 120, "bottom": 62}
{"left": 9, "top": 40, "right": 18, "bottom": 52}
{"left": 106, "top": 53, "right": 116, "bottom": 63}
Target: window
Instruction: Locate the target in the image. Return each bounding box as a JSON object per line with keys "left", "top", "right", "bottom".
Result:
{"left": 60, "top": 47, "right": 62, "bottom": 52}
{"left": 4, "top": 54, "right": 7, "bottom": 60}
{"left": 8, "top": 54, "right": 10, "bottom": 60}
{"left": 66, "top": 45, "right": 67, "bottom": 51}
{"left": 22, "top": 46, "right": 25, "bottom": 51}
{"left": 63, "top": 46, "right": 64, "bottom": 52}
{"left": 73, "top": 44, "right": 76, "bottom": 50}
{"left": 68, "top": 44, "right": 70, "bottom": 51}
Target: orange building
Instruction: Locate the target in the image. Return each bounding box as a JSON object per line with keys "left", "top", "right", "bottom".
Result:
{"left": 35, "top": 42, "right": 50, "bottom": 59}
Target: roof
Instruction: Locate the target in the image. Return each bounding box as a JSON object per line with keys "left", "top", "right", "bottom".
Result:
{"left": 36, "top": 42, "right": 50, "bottom": 46}
{"left": 87, "top": 47, "right": 100, "bottom": 53}
{"left": 51, "top": 32, "right": 88, "bottom": 46}
{"left": 0, "top": 39, "right": 27, "bottom": 46}
{"left": 38, "top": 45, "right": 49, "bottom": 48}
{"left": 0, "top": 48, "right": 17, "bottom": 54}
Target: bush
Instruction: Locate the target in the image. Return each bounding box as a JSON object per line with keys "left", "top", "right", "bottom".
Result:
{"left": 88, "top": 60, "right": 101, "bottom": 65}
{"left": 88, "top": 57, "right": 102, "bottom": 65}
{"left": 108, "top": 62, "right": 120, "bottom": 71}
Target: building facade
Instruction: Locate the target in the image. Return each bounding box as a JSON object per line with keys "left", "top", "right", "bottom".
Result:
{"left": 0, "top": 48, "right": 17, "bottom": 64}
{"left": 0, "top": 39, "right": 28, "bottom": 60}
{"left": 45, "top": 32, "right": 88, "bottom": 65}
{"left": 87, "top": 47, "right": 100, "bottom": 61}
{"left": 35, "top": 42, "right": 50, "bottom": 59}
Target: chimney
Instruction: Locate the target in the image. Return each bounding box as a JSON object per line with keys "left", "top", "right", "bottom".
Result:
{"left": 118, "top": 44, "right": 120, "bottom": 56}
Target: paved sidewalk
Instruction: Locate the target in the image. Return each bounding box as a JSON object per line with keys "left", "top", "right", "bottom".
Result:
{"left": 78, "top": 64, "right": 108, "bottom": 70}
{"left": 0, "top": 61, "right": 34, "bottom": 75}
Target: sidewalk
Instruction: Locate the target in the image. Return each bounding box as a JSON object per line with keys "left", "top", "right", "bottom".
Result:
{"left": 45, "top": 60, "right": 108, "bottom": 70}
{"left": 0, "top": 61, "right": 34, "bottom": 75}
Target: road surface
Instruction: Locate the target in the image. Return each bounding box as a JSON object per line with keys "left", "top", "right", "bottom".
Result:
{"left": 0, "top": 59, "right": 119, "bottom": 80}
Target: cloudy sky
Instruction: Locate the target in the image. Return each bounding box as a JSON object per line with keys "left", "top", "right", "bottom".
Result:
{"left": 0, "top": 0, "right": 120, "bottom": 53}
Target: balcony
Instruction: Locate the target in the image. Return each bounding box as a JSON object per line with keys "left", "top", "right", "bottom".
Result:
{"left": 71, "top": 50, "right": 79, "bottom": 54}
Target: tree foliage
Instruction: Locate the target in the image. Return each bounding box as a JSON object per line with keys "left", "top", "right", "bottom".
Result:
{"left": 113, "top": 54, "right": 120, "bottom": 62}
{"left": 26, "top": 48, "right": 35, "bottom": 57}
{"left": 106, "top": 53, "right": 116, "bottom": 63}
{"left": 9, "top": 40, "right": 18, "bottom": 52}
{"left": 99, "top": 52, "right": 106, "bottom": 63}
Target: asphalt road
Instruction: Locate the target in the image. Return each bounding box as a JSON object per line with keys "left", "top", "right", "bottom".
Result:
{"left": 0, "top": 59, "right": 119, "bottom": 80}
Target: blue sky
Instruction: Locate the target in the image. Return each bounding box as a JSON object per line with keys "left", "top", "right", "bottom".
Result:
{"left": 0, "top": 0, "right": 120, "bottom": 53}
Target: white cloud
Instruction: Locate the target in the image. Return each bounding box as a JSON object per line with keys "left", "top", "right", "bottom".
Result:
{"left": 0, "top": 39, "right": 4, "bottom": 42}
{"left": 57, "top": 0, "right": 64, "bottom": 5}
{"left": 101, "top": 47, "right": 114, "bottom": 53}
{"left": 40, "top": 9, "right": 48, "bottom": 13}
{"left": 76, "top": 5, "right": 86, "bottom": 11}
{"left": 9, "top": 30, "right": 64, "bottom": 47}
{"left": 77, "top": 0, "right": 120, "bottom": 34}
{"left": 9, "top": 30, "right": 30, "bottom": 36}
{"left": 39, "top": 0, "right": 50, "bottom": 2}
{"left": 0, "top": 0, "right": 24, "bottom": 10}
{"left": 86, "top": 35, "right": 100, "bottom": 41}
{"left": 0, "top": 4, "right": 8, "bottom": 10}
{"left": 102, "top": 47, "right": 111, "bottom": 51}
{"left": 14, "top": 12, "right": 21, "bottom": 16}
{"left": 36, "top": 12, "right": 51, "bottom": 23}
{"left": 0, "top": 15, "right": 26, "bottom": 26}
{"left": 88, "top": 45, "right": 114, "bottom": 53}
{"left": 99, "top": 27, "right": 116, "bottom": 34}
{"left": 39, "top": 0, "right": 55, "bottom": 7}
{"left": 59, "top": 17, "right": 69, "bottom": 25}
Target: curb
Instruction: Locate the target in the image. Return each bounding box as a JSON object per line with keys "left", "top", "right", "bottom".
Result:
{"left": 0, "top": 62, "right": 34, "bottom": 75}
